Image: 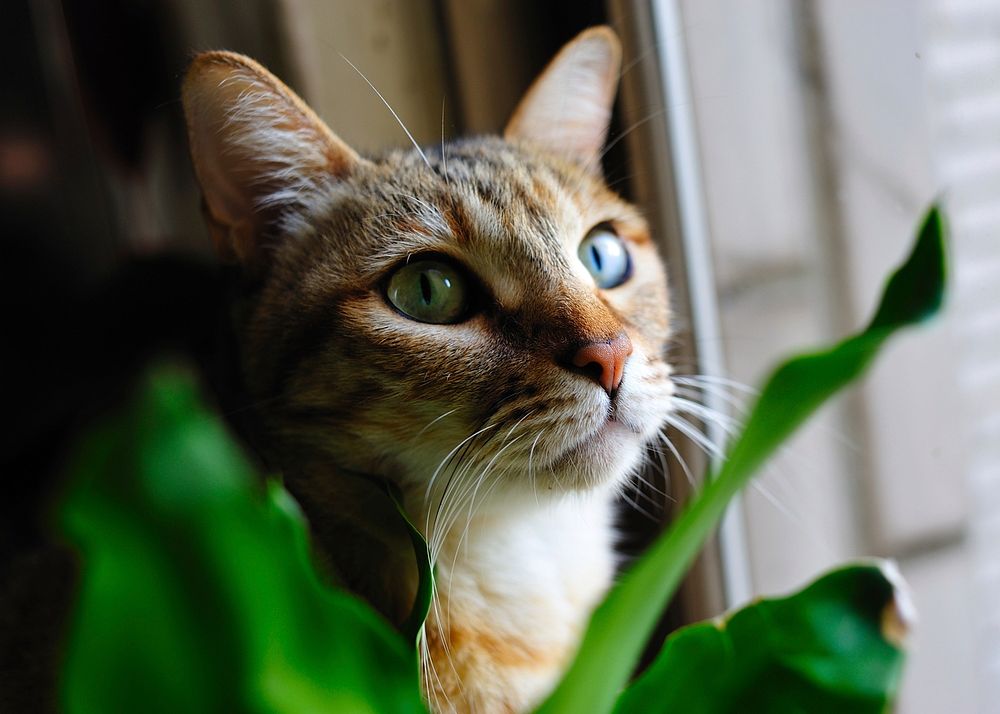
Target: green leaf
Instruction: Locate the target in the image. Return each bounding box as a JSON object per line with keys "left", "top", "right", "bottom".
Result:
{"left": 59, "top": 365, "right": 427, "bottom": 714}
{"left": 536, "top": 206, "right": 946, "bottom": 714}
{"left": 385, "top": 481, "right": 435, "bottom": 643}
{"left": 613, "top": 562, "right": 910, "bottom": 713}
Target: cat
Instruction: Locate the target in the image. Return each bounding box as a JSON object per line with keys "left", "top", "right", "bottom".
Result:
{"left": 182, "top": 26, "right": 675, "bottom": 714}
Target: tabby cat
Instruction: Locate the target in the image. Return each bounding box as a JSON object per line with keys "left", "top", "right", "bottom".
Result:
{"left": 182, "top": 26, "right": 675, "bottom": 714}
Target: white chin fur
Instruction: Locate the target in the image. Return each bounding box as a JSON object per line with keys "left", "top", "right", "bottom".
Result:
{"left": 542, "top": 422, "right": 645, "bottom": 492}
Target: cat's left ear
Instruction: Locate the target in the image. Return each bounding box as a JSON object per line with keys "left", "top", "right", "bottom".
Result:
{"left": 504, "top": 26, "right": 622, "bottom": 171}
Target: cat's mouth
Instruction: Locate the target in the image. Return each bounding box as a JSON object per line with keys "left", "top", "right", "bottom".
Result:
{"left": 547, "top": 413, "right": 641, "bottom": 472}
{"left": 595, "top": 408, "right": 638, "bottom": 435}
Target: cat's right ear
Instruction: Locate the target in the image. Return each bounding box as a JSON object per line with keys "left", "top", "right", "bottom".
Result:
{"left": 504, "top": 26, "right": 621, "bottom": 171}
{"left": 182, "top": 52, "right": 363, "bottom": 266}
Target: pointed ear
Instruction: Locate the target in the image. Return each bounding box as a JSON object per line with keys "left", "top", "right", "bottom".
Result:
{"left": 504, "top": 26, "right": 622, "bottom": 170}
{"left": 182, "top": 51, "right": 363, "bottom": 265}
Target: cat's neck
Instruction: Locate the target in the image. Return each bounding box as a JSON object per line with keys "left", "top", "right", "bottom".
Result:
{"left": 289, "top": 459, "right": 618, "bottom": 713}
{"left": 415, "top": 485, "right": 618, "bottom": 714}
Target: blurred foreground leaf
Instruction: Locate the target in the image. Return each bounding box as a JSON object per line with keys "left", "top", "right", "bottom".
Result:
{"left": 614, "top": 562, "right": 910, "bottom": 713}
{"left": 386, "top": 483, "right": 434, "bottom": 644}
{"left": 59, "top": 366, "right": 426, "bottom": 714}
{"left": 538, "top": 207, "right": 946, "bottom": 714}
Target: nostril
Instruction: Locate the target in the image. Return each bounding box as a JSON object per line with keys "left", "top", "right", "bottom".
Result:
{"left": 576, "top": 359, "right": 605, "bottom": 385}
{"left": 567, "top": 332, "right": 633, "bottom": 397}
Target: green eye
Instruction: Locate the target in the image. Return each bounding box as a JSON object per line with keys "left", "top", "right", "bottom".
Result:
{"left": 386, "top": 259, "right": 469, "bottom": 324}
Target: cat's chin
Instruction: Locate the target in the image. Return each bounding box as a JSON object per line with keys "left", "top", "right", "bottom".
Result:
{"left": 543, "top": 418, "right": 645, "bottom": 492}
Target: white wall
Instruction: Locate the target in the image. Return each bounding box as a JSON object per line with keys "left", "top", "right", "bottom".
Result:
{"left": 679, "top": 1, "right": 980, "bottom": 711}
{"left": 282, "top": 0, "right": 451, "bottom": 152}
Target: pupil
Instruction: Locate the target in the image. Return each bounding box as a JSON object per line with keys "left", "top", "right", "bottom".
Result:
{"left": 590, "top": 244, "right": 602, "bottom": 272}
{"left": 419, "top": 272, "right": 433, "bottom": 305}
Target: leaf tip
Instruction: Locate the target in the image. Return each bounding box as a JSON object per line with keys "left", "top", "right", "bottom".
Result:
{"left": 878, "top": 560, "right": 917, "bottom": 648}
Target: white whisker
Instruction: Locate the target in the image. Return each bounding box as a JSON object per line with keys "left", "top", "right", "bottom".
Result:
{"left": 665, "top": 413, "right": 725, "bottom": 460}
{"left": 673, "top": 374, "right": 759, "bottom": 395}
{"left": 655, "top": 431, "right": 697, "bottom": 488}
{"left": 750, "top": 477, "right": 801, "bottom": 524}
{"left": 528, "top": 430, "right": 545, "bottom": 506}
{"left": 414, "top": 407, "right": 460, "bottom": 440}
{"left": 671, "top": 395, "right": 741, "bottom": 435}
{"left": 623, "top": 464, "right": 670, "bottom": 520}
{"left": 674, "top": 384, "right": 748, "bottom": 415}
{"left": 340, "top": 54, "right": 432, "bottom": 170}
{"left": 425, "top": 423, "right": 498, "bottom": 512}
{"left": 440, "top": 96, "right": 450, "bottom": 189}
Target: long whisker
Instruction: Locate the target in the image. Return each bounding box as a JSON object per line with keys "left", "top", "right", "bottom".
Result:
{"left": 598, "top": 110, "right": 665, "bottom": 165}
{"left": 424, "top": 423, "right": 498, "bottom": 536}
{"left": 528, "top": 430, "right": 545, "bottom": 506}
{"left": 429, "top": 415, "right": 512, "bottom": 562}
{"left": 674, "top": 384, "right": 748, "bottom": 416}
{"left": 655, "top": 430, "right": 697, "bottom": 487}
{"left": 572, "top": 108, "right": 666, "bottom": 205}
{"left": 621, "top": 472, "right": 665, "bottom": 522}
{"left": 643, "top": 437, "right": 675, "bottom": 506}
{"left": 750, "top": 478, "right": 801, "bottom": 524}
{"left": 665, "top": 413, "right": 726, "bottom": 460}
{"left": 414, "top": 407, "right": 460, "bottom": 440}
{"left": 440, "top": 96, "right": 451, "bottom": 189}
{"left": 434, "top": 410, "right": 536, "bottom": 621}
{"left": 630, "top": 461, "right": 672, "bottom": 503}
{"left": 445, "top": 455, "right": 521, "bottom": 619}
{"left": 671, "top": 395, "right": 741, "bottom": 434}
{"left": 421, "top": 430, "right": 501, "bottom": 708}
{"left": 462, "top": 433, "right": 528, "bottom": 525}
{"left": 672, "top": 373, "right": 759, "bottom": 395}
{"left": 436, "top": 412, "right": 532, "bottom": 555}
{"left": 340, "top": 54, "right": 432, "bottom": 170}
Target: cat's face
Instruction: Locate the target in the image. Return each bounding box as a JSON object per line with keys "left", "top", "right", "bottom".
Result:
{"left": 183, "top": 29, "right": 673, "bottom": 506}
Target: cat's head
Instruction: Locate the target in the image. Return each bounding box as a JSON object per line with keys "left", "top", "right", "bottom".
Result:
{"left": 182, "top": 27, "right": 673, "bottom": 508}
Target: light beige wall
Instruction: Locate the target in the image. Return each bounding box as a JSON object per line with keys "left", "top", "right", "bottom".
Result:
{"left": 678, "top": 0, "right": 862, "bottom": 595}
{"left": 282, "top": 0, "right": 451, "bottom": 153}
{"left": 679, "top": 0, "right": 977, "bottom": 711}
{"left": 811, "top": 3, "right": 975, "bottom": 709}
{"left": 922, "top": 0, "right": 1000, "bottom": 707}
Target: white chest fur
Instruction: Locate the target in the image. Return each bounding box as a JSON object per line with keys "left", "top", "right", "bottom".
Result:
{"left": 420, "top": 488, "right": 618, "bottom": 714}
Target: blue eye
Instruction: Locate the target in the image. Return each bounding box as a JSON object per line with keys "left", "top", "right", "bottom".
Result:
{"left": 578, "top": 227, "right": 631, "bottom": 288}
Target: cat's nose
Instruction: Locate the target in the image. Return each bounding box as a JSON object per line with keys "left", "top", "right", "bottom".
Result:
{"left": 571, "top": 332, "right": 633, "bottom": 398}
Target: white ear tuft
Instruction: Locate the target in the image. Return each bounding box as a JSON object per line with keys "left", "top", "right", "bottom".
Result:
{"left": 182, "top": 51, "right": 362, "bottom": 265}
{"left": 504, "top": 26, "right": 622, "bottom": 170}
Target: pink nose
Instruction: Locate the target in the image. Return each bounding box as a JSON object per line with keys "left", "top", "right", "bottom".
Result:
{"left": 571, "top": 332, "right": 633, "bottom": 397}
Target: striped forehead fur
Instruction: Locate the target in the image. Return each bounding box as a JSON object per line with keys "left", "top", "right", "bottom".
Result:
{"left": 270, "top": 138, "right": 645, "bottom": 304}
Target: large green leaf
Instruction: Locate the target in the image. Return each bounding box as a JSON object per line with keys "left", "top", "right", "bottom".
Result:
{"left": 613, "top": 562, "right": 910, "bottom": 713}
{"left": 537, "top": 207, "right": 946, "bottom": 714}
{"left": 59, "top": 366, "right": 426, "bottom": 714}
